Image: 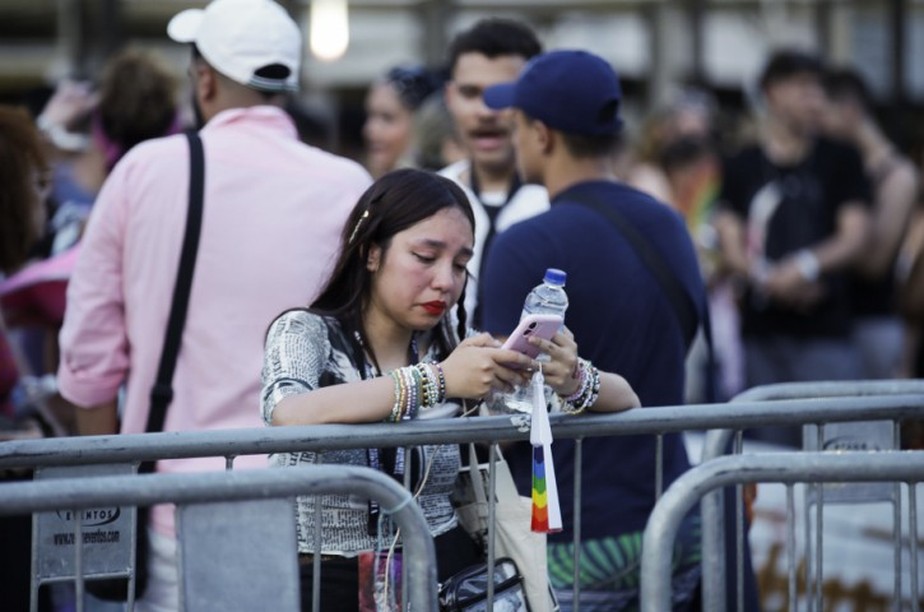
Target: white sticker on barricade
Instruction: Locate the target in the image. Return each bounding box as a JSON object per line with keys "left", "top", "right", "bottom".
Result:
{"left": 803, "top": 420, "right": 896, "bottom": 504}
{"left": 33, "top": 463, "right": 138, "bottom": 580}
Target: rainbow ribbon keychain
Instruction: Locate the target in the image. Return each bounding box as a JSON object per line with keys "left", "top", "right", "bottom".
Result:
{"left": 530, "top": 365, "right": 562, "bottom": 533}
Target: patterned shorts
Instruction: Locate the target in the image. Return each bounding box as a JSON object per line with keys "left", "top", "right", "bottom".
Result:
{"left": 547, "top": 514, "right": 702, "bottom": 612}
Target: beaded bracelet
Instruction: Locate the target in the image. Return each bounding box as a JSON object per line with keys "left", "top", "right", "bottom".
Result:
{"left": 423, "top": 363, "right": 448, "bottom": 406}
{"left": 388, "top": 370, "right": 406, "bottom": 422}
{"left": 561, "top": 359, "right": 591, "bottom": 403}
{"left": 414, "top": 363, "right": 437, "bottom": 407}
{"left": 402, "top": 367, "right": 420, "bottom": 420}
{"left": 560, "top": 359, "right": 601, "bottom": 415}
{"left": 388, "top": 363, "right": 448, "bottom": 423}
{"left": 432, "top": 363, "right": 447, "bottom": 401}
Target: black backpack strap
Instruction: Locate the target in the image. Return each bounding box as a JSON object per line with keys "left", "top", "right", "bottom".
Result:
{"left": 570, "top": 193, "right": 717, "bottom": 400}
{"left": 146, "top": 130, "right": 205, "bottom": 435}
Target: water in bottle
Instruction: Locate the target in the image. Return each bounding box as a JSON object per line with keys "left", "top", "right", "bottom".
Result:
{"left": 521, "top": 268, "right": 569, "bottom": 321}
{"left": 501, "top": 268, "right": 568, "bottom": 413}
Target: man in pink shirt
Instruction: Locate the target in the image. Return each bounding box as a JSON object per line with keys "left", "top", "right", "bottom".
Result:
{"left": 57, "top": 0, "right": 371, "bottom": 608}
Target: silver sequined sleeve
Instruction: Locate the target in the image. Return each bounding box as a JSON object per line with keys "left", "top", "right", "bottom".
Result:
{"left": 260, "top": 310, "right": 330, "bottom": 425}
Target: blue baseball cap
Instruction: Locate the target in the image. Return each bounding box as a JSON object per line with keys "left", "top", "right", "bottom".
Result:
{"left": 483, "top": 49, "right": 623, "bottom": 136}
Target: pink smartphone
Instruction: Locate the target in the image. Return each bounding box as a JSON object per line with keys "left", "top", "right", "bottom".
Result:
{"left": 501, "top": 313, "right": 563, "bottom": 360}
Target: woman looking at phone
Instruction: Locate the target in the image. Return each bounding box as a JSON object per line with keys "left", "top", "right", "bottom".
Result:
{"left": 261, "top": 168, "right": 638, "bottom": 611}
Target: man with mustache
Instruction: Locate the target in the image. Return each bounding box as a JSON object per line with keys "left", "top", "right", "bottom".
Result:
{"left": 441, "top": 18, "right": 549, "bottom": 329}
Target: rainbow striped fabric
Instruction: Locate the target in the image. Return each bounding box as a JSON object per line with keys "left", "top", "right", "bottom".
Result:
{"left": 529, "top": 369, "right": 562, "bottom": 533}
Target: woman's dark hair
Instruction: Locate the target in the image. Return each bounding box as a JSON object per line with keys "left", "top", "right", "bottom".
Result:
{"left": 97, "top": 48, "right": 178, "bottom": 169}
{"left": 0, "top": 106, "right": 48, "bottom": 274}
{"left": 446, "top": 18, "right": 542, "bottom": 75}
{"left": 384, "top": 65, "right": 442, "bottom": 111}
{"left": 759, "top": 49, "right": 824, "bottom": 92}
{"left": 312, "top": 168, "right": 475, "bottom": 368}
{"left": 823, "top": 67, "right": 874, "bottom": 114}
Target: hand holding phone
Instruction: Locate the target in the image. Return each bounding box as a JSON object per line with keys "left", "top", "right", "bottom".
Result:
{"left": 500, "top": 313, "right": 563, "bottom": 361}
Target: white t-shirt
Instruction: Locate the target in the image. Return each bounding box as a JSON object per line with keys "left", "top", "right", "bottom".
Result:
{"left": 439, "top": 160, "right": 549, "bottom": 325}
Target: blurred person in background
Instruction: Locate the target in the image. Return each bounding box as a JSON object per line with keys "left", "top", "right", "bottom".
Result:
{"left": 661, "top": 135, "right": 746, "bottom": 402}
{"left": 715, "top": 49, "right": 870, "bottom": 445}
{"left": 36, "top": 49, "right": 180, "bottom": 254}
{"left": 56, "top": 0, "right": 371, "bottom": 609}
{"left": 617, "top": 88, "right": 717, "bottom": 207}
{"left": 413, "top": 91, "right": 465, "bottom": 172}
{"left": 612, "top": 89, "right": 744, "bottom": 402}
{"left": 362, "top": 64, "right": 441, "bottom": 178}
{"left": 0, "top": 103, "right": 72, "bottom": 437}
{"left": 821, "top": 67, "right": 919, "bottom": 380}
{"left": 35, "top": 80, "right": 97, "bottom": 243}
{"left": 0, "top": 107, "right": 49, "bottom": 283}
{"left": 0, "top": 49, "right": 184, "bottom": 463}
{"left": 896, "top": 201, "right": 924, "bottom": 449}
{"left": 0, "top": 104, "right": 54, "bottom": 612}
{"left": 441, "top": 18, "right": 549, "bottom": 328}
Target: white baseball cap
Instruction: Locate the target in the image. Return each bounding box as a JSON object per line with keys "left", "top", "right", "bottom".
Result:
{"left": 167, "top": 0, "right": 302, "bottom": 92}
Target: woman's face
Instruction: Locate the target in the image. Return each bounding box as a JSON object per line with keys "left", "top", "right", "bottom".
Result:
{"left": 366, "top": 206, "right": 473, "bottom": 332}
{"left": 363, "top": 82, "right": 414, "bottom": 179}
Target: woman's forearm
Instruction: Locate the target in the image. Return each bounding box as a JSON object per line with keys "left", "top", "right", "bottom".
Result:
{"left": 589, "top": 372, "right": 640, "bottom": 413}
{"left": 271, "top": 376, "right": 395, "bottom": 426}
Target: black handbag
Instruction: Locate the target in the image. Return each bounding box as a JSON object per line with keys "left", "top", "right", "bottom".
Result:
{"left": 87, "top": 130, "right": 205, "bottom": 601}
{"left": 438, "top": 557, "right": 531, "bottom": 612}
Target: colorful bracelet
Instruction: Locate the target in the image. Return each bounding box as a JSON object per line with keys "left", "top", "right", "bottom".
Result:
{"left": 560, "top": 359, "right": 600, "bottom": 415}
{"left": 561, "top": 359, "right": 590, "bottom": 403}
{"left": 388, "top": 370, "right": 406, "bottom": 422}
{"left": 388, "top": 362, "right": 449, "bottom": 423}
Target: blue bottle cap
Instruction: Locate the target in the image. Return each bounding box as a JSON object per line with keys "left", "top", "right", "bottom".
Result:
{"left": 543, "top": 268, "right": 566, "bottom": 286}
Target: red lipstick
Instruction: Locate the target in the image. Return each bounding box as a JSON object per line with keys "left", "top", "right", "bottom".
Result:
{"left": 422, "top": 301, "right": 447, "bottom": 316}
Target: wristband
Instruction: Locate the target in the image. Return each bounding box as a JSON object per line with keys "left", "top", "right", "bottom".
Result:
{"left": 561, "top": 359, "right": 589, "bottom": 403}
{"left": 794, "top": 249, "right": 820, "bottom": 282}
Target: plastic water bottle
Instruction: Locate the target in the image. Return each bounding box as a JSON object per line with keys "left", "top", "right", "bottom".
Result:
{"left": 502, "top": 269, "right": 569, "bottom": 413}
{"left": 521, "top": 268, "right": 569, "bottom": 323}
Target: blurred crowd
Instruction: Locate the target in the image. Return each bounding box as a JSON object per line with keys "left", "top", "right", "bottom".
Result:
{"left": 1, "top": 48, "right": 181, "bottom": 439}
{"left": 4, "top": 41, "right": 923, "bottom": 440}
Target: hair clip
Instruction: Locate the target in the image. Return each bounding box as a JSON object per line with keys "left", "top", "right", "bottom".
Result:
{"left": 348, "top": 190, "right": 388, "bottom": 244}
{"left": 348, "top": 209, "right": 370, "bottom": 245}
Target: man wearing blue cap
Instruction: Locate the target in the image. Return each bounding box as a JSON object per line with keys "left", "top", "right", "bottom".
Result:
{"left": 480, "top": 50, "right": 708, "bottom": 610}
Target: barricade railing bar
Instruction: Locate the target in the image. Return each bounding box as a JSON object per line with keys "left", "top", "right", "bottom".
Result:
{"left": 2, "top": 395, "right": 923, "bottom": 470}
{"left": 700, "top": 380, "right": 924, "bottom": 612}
{"left": 3, "top": 391, "right": 924, "bottom": 611}
{"left": 640, "top": 451, "right": 924, "bottom": 612}
{"left": 730, "top": 379, "right": 924, "bottom": 403}
{"left": 0, "top": 465, "right": 438, "bottom": 612}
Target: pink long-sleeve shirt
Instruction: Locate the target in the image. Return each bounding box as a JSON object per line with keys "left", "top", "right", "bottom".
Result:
{"left": 58, "top": 106, "right": 371, "bottom": 536}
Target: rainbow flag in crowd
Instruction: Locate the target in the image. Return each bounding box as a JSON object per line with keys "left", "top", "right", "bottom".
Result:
{"left": 530, "top": 370, "right": 561, "bottom": 533}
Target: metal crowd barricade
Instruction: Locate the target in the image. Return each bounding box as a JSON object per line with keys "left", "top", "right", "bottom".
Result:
{"left": 0, "top": 465, "right": 437, "bottom": 612}
{"left": 700, "top": 380, "right": 924, "bottom": 612}
{"left": 640, "top": 451, "right": 924, "bottom": 612}
{"left": 2, "top": 392, "right": 924, "bottom": 611}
